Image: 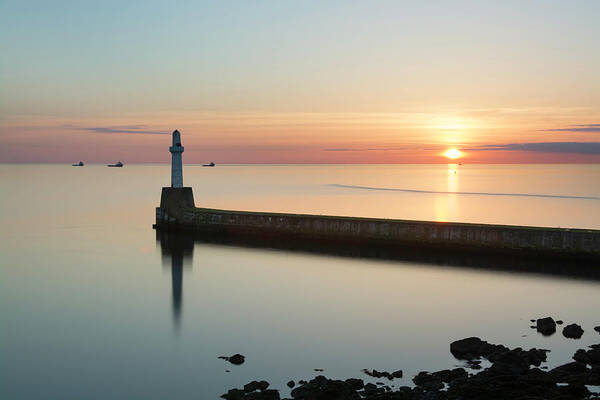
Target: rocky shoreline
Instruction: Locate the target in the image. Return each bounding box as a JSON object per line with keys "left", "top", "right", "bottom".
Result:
{"left": 220, "top": 320, "right": 600, "bottom": 400}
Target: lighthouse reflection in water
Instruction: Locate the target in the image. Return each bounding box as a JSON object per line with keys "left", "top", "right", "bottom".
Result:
{"left": 157, "top": 230, "right": 194, "bottom": 329}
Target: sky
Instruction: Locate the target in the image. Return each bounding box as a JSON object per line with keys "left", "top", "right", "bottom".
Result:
{"left": 1, "top": 0, "right": 599, "bottom": 164}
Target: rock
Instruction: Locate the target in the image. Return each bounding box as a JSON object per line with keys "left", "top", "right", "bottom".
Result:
{"left": 530, "top": 319, "right": 535, "bottom": 322}
{"left": 450, "top": 337, "right": 496, "bottom": 360}
{"left": 363, "top": 382, "right": 377, "bottom": 391}
{"left": 467, "top": 359, "right": 482, "bottom": 370}
{"left": 594, "top": 326, "right": 600, "bottom": 333}
{"left": 220, "top": 354, "right": 246, "bottom": 365}
{"left": 536, "top": 317, "right": 556, "bottom": 335}
{"left": 221, "top": 339, "right": 600, "bottom": 400}
{"left": 413, "top": 371, "right": 444, "bottom": 391}
{"left": 548, "top": 362, "right": 587, "bottom": 383}
{"left": 562, "top": 324, "right": 584, "bottom": 339}
{"left": 286, "top": 380, "right": 295, "bottom": 388}
{"left": 344, "top": 378, "right": 364, "bottom": 390}
{"left": 361, "top": 368, "right": 401, "bottom": 380}
{"left": 290, "top": 375, "right": 361, "bottom": 399}
{"left": 573, "top": 345, "right": 600, "bottom": 365}
{"left": 243, "top": 380, "right": 269, "bottom": 392}
{"left": 229, "top": 354, "right": 245, "bottom": 365}
{"left": 429, "top": 368, "right": 468, "bottom": 384}
{"left": 313, "top": 368, "right": 324, "bottom": 372}
{"left": 245, "top": 389, "right": 280, "bottom": 400}
{"left": 556, "top": 320, "right": 564, "bottom": 325}
{"left": 221, "top": 388, "right": 245, "bottom": 400}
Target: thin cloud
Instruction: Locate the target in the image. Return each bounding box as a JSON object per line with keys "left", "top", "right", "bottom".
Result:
{"left": 324, "top": 147, "right": 406, "bottom": 152}
{"left": 467, "top": 142, "right": 600, "bottom": 155}
{"left": 542, "top": 124, "right": 600, "bottom": 132}
{"left": 78, "top": 125, "right": 169, "bottom": 135}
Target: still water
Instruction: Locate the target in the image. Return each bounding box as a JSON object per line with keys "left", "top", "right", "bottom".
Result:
{"left": 1, "top": 164, "right": 599, "bottom": 399}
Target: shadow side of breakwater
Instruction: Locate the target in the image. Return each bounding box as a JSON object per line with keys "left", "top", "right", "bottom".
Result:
{"left": 154, "top": 227, "right": 600, "bottom": 283}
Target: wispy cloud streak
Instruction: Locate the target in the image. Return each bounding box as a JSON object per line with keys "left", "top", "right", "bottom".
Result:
{"left": 467, "top": 142, "right": 600, "bottom": 155}
{"left": 542, "top": 124, "right": 600, "bottom": 132}
{"left": 78, "top": 125, "right": 168, "bottom": 135}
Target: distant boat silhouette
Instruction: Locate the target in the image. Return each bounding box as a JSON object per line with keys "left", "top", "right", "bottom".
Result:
{"left": 72, "top": 161, "right": 84, "bottom": 166}
{"left": 202, "top": 162, "right": 215, "bottom": 167}
{"left": 107, "top": 161, "right": 123, "bottom": 167}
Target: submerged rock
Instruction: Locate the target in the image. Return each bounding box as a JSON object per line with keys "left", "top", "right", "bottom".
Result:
{"left": 563, "top": 324, "right": 584, "bottom": 339}
{"left": 286, "top": 380, "right": 295, "bottom": 388}
{"left": 594, "top": 326, "right": 600, "bottom": 334}
{"left": 536, "top": 317, "right": 557, "bottom": 335}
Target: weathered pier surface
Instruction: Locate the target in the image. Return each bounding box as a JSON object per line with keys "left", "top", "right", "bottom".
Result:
{"left": 154, "top": 187, "right": 600, "bottom": 260}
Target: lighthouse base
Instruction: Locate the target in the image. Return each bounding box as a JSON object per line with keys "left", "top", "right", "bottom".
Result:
{"left": 160, "top": 187, "right": 194, "bottom": 209}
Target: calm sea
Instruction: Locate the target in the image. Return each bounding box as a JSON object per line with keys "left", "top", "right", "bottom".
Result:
{"left": 1, "top": 164, "right": 599, "bottom": 399}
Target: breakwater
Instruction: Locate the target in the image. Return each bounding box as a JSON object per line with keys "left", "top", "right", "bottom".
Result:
{"left": 154, "top": 187, "right": 600, "bottom": 260}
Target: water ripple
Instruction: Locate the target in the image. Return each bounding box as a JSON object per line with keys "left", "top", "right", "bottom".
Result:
{"left": 330, "top": 184, "right": 600, "bottom": 201}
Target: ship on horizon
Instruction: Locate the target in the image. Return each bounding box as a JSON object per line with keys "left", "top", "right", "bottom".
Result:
{"left": 72, "top": 161, "right": 84, "bottom": 166}
{"left": 107, "top": 161, "right": 123, "bottom": 167}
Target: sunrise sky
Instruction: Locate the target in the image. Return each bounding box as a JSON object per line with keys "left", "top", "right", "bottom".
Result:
{"left": 1, "top": 1, "right": 599, "bottom": 164}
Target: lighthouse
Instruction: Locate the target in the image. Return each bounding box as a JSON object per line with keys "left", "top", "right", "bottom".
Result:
{"left": 170, "top": 130, "right": 184, "bottom": 188}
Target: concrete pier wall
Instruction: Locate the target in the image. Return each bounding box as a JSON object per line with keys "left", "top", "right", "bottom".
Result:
{"left": 154, "top": 188, "right": 600, "bottom": 259}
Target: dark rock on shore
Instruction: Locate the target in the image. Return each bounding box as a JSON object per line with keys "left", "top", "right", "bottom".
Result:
{"left": 221, "top": 388, "right": 245, "bottom": 400}
{"left": 594, "top": 326, "right": 600, "bottom": 333}
{"left": 244, "top": 381, "right": 269, "bottom": 392}
{"left": 450, "top": 337, "right": 500, "bottom": 359}
{"left": 536, "top": 317, "right": 557, "bottom": 335}
{"left": 563, "top": 324, "right": 584, "bottom": 339}
{"left": 556, "top": 320, "right": 564, "bottom": 325}
{"left": 222, "top": 381, "right": 277, "bottom": 400}
{"left": 286, "top": 381, "right": 295, "bottom": 388}
{"left": 290, "top": 375, "right": 362, "bottom": 399}
{"left": 344, "top": 378, "right": 364, "bottom": 391}
{"left": 219, "top": 354, "right": 246, "bottom": 365}
{"left": 573, "top": 344, "right": 600, "bottom": 366}
{"left": 413, "top": 368, "right": 467, "bottom": 390}
{"left": 222, "top": 339, "right": 600, "bottom": 400}
{"left": 361, "top": 369, "right": 403, "bottom": 380}
{"left": 450, "top": 336, "right": 548, "bottom": 369}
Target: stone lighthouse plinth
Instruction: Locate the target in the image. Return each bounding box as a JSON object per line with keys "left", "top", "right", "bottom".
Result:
{"left": 156, "top": 130, "right": 195, "bottom": 226}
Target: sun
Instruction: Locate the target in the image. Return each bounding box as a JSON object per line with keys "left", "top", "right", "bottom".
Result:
{"left": 444, "top": 148, "right": 462, "bottom": 159}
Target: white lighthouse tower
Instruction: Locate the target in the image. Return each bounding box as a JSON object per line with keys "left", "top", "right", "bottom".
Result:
{"left": 170, "top": 130, "right": 184, "bottom": 188}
